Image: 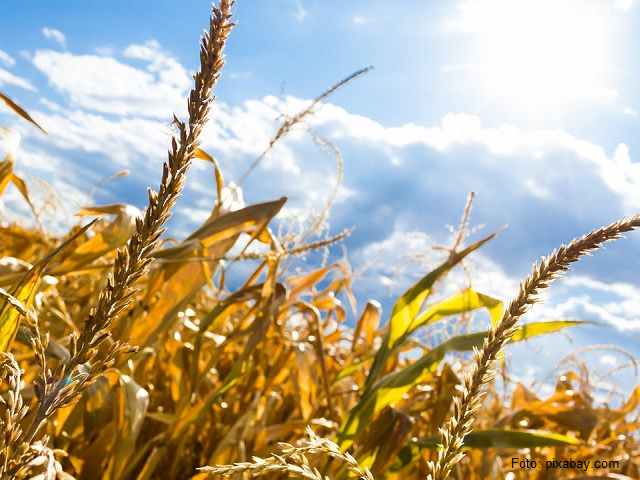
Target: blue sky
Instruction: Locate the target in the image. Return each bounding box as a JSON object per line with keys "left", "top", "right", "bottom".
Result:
{"left": 1, "top": 0, "right": 640, "bottom": 401}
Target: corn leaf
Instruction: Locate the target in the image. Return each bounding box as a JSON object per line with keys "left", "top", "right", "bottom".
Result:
{"left": 11, "top": 173, "right": 42, "bottom": 226}
{"left": 390, "top": 429, "right": 581, "bottom": 474}
{"left": 50, "top": 204, "right": 142, "bottom": 275}
{"left": 153, "top": 197, "right": 287, "bottom": 259}
{"left": 350, "top": 407, "right": 414, "bottom": 479}
{"left": 365, "top": 228, "right": 504, "bottom": 389}
{"left": 333, "top": 352, "right": 375, "bottom": 384}
{"left": 188, "top": 284, "right": 263, "bottom": 396}
{"left": 0, "top": 126, "right": 18, "bottom": 198}
{"left": 355, "top": 300, "right": 381, "bottom": 347}
{"left": 0, "top": 91, "right": 47, "bottom": 134}
{"left": 131, "top": 198, "right": 285, "bottom": 347}
{"left": 511, "top": 319, "right": 586, "bottom": 341}
{"left": 337, "top": 319, "right": 583, "bottom": 450}
{"left": 407, "top": 288, "right": 503, "bottom": 339}
{"left": 170, "top": 283, "right": 286, "bottom": 441}
{"left": 415, "top": 428, "right": 581, "bottom": 449}
{"left": 0, "top": 221, "right": 94, "bottom": 352}
{"left": 109, "top": 372, "right": 150, "bottom": 479}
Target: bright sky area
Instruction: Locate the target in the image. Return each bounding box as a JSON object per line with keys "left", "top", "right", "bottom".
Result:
{"left": 1, "top": 0, "right": 639, "bottom": 402}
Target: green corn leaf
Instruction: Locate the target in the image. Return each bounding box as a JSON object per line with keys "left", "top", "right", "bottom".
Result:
{"left": 390, "top": 429, "right": 581, "bottom": 474}
{"left": 337, "top": 319, "right": 583, "bottom": 450}
{"left": 405, "top": 288, "right": 503, "bottom": 343}
{"left": 365, "top": 227, "right": 504, "bottom": 389}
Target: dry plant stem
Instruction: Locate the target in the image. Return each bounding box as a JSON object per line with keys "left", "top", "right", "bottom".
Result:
{"left": 155, "top": 228, "right": 353, "bottom": 264}
{"left": 448, "top": 190, "right": 475, "bottom": 262}
{"left": 22, "top": 0, "right": 236, "bottom": 444}
{"left": 235, "top": 66, "right": 372, "bottom": 188}
{"left": 428, "top": 214, "right": 640, "bottom": 480}
{"left": 279, "top": 132, "right": 345, "bottom": 275}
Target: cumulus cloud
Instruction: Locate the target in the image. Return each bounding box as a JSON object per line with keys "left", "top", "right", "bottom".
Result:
{"left": 24, "top": 107, "right": 170, "bottom": 170}
{"left": 0, "top": 49, "right": 16, "bottom": 68}
{"left": 600, "top": 355, "right": 618, "bottom": 366}
{"left": 122, "top": 40, "right": 191, "bottom": 92}
{"left": 42, "top": 27, "right": 67, "bottom": 49}
{"left": 31, "top": 42, "right": 190, "bottom": 118}
{"left": 511, "top": 274, "right": 640, "bottom": 332}
{"left": 14, "top": 56, "right": 640, "bottom": 239}
{"left": 39, "top": 98, "right": 61, "bottom": 112}
{"left": 307, "top": 105, "right": 640, "bottom": 213}
{"left": 0, "top": 68, "right": 36, "bottom": 91}
{"left": 543, "top": 296, "right": 640, "bottom": 331}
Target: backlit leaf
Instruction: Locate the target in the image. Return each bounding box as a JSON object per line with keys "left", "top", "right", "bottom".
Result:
{"left": 0, "top": 220, "right": 94, "bottom": 352}
{"left": 337, "top": 320, "right": 582, "bottom": 449}
{"left": 0, "top": 91, "right": 47, "bottom": 134}
{"left": 365, "top": 228, "right": 504, "bottom": 389}
{"left": 0, "top": 126, "right": 18, "bottom": 198}
{"left": 390, "top": 429, "right": 581, "bottom": 474}
{"left": 49, "top": 204, "right": 142, "bottom": 275}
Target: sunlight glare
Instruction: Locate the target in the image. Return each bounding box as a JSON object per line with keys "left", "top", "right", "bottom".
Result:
{"left": 472, "top": 0, "right": 609, "bottom": 107}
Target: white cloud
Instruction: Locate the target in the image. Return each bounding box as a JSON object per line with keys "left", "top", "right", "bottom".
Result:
{"left": 42, "top": 27, "right": 67, "bottom": 49}
{"left": 564, "top": 275, "right": 639, "bottom": 299}
{"left": 311, "top": 105, "right": 640, "bottom": 211}
{"left": 520, "top": 277, "right": 640, "bottom": 333}
{"left": 122, "top": 40, "right": 190, "bottom": 92}
{"left": 17, "top": 149, "right": 63, "bottom": 173}
{"left": 0, "top": 68, "right": 36, "bottom": 91}
{"left": 524, "top": 178, "right": 551, "bottom": 199}
{"left": 623, "top": 107, "right": 638, "bottom": 116}
{"left": 0, "top": 49, "right": 15, "bottom": 68}
{"left": 29, "top": 107, "right": 170, "bottom": 169}
{"left": 353, "top": 16, "right": 366, "bottom": 25}
{"left": 0, "top": 182, "right": 34, "bottom": 225}
{"left": 31, "top": 45, "right": 190, "bottom": 118}
{"left": 39, "top": 98, "right": 61, "bottom": 112}
{"left": 543, "top": 296, "right": 640, "bottom": 331}
{"left": 349, "top": 227, "right": 439, "bottom": 294}
{"left": 295, "top": 2, "right": 307, "bottom": 21}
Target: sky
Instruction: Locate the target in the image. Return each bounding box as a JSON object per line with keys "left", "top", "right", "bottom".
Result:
{"left": 1, "top": 0, "right": 640, "bottom": 403}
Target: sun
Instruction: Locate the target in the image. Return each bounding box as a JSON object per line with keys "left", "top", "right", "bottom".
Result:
{"left": 467, "top": 0, "right": 610, "bottom": 108}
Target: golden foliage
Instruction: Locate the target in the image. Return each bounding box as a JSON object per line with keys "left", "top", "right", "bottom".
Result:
{"left": 0, "top": 3, "right": 638, "bottom": 480}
